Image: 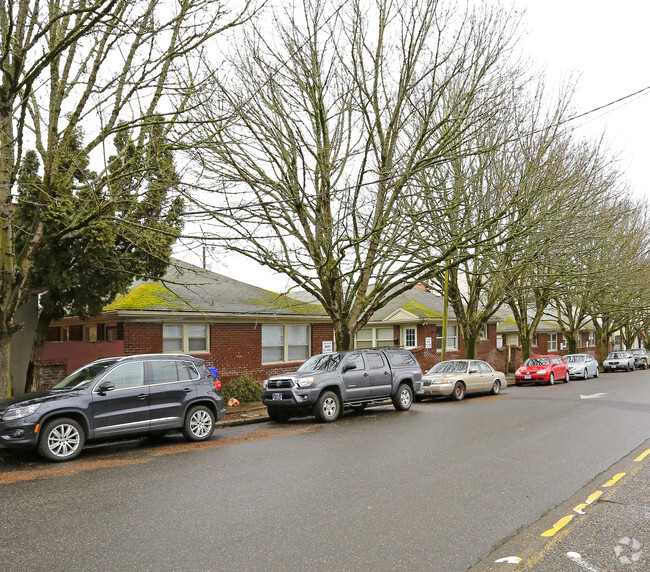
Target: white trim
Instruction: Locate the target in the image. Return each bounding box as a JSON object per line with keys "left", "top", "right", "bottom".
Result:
{"left": 163, "top": 323, "right": 210, "bottom": 354}
{"left": 403, "top": 326, "right": 417, "bottom": 349}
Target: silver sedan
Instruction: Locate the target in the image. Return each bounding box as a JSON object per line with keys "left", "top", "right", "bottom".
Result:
{"left": 564, "top": 353, "right": 600, "bottom": 379}
{"left": 418, "top": 359, "right": 506, "bottom": 401}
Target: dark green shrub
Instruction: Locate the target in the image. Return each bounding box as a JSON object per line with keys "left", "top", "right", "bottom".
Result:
{"left": 222, "top": 375, "right": 263, "bottom": 402}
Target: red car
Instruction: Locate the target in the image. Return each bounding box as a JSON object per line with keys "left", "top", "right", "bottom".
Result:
{"left": 515, "top": 354, "right": 569, "bottom": 385}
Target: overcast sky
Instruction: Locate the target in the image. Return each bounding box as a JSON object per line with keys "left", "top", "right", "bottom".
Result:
{"left": 187, "top": 1, "right": 650, "bottom": 290}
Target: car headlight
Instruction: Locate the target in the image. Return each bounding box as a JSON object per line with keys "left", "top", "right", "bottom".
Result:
{"left": 2, "top": 403, "right": 40, "bottom": 421}
{"left": 296, "top": 377, "right": 314, "bottom": 387}
{"left": 516, "top": 369, "right": 523, "bottom": 375}
{"left": 538, "top": 369, "right": 547, "bottom": 375}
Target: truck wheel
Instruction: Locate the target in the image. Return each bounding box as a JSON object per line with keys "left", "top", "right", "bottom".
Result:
{"left": 314, "top": 391, "right": 340, "bottom": 422}
{"left": 38, "top": 417, "right": 85, "bottom": 462}
{"left": 392, "top": 383, "right": 413, "bottom": 411}
{"left": 267, "top": 407, "right": 291, "bottom": 423}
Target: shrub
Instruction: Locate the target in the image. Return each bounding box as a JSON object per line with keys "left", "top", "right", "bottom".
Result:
{"left": 221, "top": 375, "right": 263, "bottom": 402}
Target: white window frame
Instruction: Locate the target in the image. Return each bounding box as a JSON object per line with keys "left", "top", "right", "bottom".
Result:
{"left": 506, "top": 334, "right": 518, "bottom": 347}
{"left": 262, "top": 324, "right": 311, "bottom": 364}
{"left": 436, "top": 325, "right": 458, "bottom": 351}
{"left": 355, "top": 326, "right": 395, "bottom": 349}
{"left": 586, "top": 331, "right": 596, "bottom": 347}
{"left": 532, "top": 334, "right": 538, "bottom": 347}
{"left": 479, "top": 325, "right": 488, "bottom": 341}
{"left": 163, "top": 323, "right": 209, "bottom": 354}
{"left": 548, "top": 333, "right": 558, "bottom": 352}
{"left": 403, "top": 326, "right": 417, "bottom": 349}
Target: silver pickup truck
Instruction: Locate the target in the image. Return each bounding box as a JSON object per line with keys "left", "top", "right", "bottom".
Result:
{"left": 262, "top": 349, "right": 422, "bottom": 423}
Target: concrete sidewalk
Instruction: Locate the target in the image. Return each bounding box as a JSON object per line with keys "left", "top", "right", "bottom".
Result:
{"left": 472, "top": 440, "right": 650, "bottom": 571}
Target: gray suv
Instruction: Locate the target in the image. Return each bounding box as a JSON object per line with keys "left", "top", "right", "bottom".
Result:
{"left": 0, "top": 354, "right": 225, "bottom": 462}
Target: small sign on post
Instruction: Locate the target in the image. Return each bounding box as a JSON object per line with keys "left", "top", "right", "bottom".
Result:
{"left": 322, "top": 340, "right": 333, "bottom": 353}
{"left": 425, "top": 337, "right": 432, "bottom": 349}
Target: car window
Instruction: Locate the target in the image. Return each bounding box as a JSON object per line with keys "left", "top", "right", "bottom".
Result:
{"left": 525, "top": 357, "right": 551, "bottom": 366}
{"left": 427, "top": 361, "right": 468, "bottom": 374}
{"left": 101, "top": 362, "right": 144, "bottom": 390}
{"left": 469, "top": 361, "right": 481, "bottom": 372}
{"left": 388, "top": 351, "right": 417, "bottom": 366}
{"left": 366, "top": 353, "right": 386, "bottom": 369}
{"left": 347, "top": 353, "right": 366, "bottom": 370}
{"left": 149, "top": 360, "right": 200, "bottom": 384}
{"left": 478, "top": 361, "right": 492, "bottom": 373}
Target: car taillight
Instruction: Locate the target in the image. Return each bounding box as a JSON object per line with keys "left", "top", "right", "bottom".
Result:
{"left": 214, "top": 380, "right": 222, "bottom": 391}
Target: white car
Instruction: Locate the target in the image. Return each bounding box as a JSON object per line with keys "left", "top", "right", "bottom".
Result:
{"left": 418, "top": 359, "right": 506, "bottom": 401}
{"left": 603, "top": 351, "right": 635, "bottom": 373}
{"left": 564, "top": 353, "right": 599, "bottom": 379}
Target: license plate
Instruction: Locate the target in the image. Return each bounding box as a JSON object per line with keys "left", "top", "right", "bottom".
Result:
{"left": 272, "top": 393, "right": 282, "bottom": 401}
{"left": 525, "top": 375, "right": 531, "bottom": 380}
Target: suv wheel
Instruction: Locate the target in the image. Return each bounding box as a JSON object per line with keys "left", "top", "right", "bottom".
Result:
{"left": 38, "top": 417, "right": 85, "bottom": 462}
{"left": 314, "top": 391, "right": 340, "bottom": 422}
{"left": 392, "top": 383, "right": 413, "bottom": 411}
{"left": 183, "top": 405, "right": 215, "bottom": 441}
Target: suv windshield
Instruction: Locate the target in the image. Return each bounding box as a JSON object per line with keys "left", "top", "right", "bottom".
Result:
{"left": 564, "top": 355, "right": 585, "bottom": 363}
{"left": 426, "top": 361, "right": 468, "bottom": 374}
{"left": 524, "top": 357, "right": 551, "bottom": 366}
{"left": 298, "top": 353, "right": 344, "bottom": 372}
{"left": 52, "top": 360, "right": 119, "bottom": 390}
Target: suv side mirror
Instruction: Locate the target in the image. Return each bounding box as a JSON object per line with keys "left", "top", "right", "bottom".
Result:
{"left": 97, "top": 381, "right": 115, "bottom": 394}
{"left": 343, "top": 362, "right": 357, "bottom": 372}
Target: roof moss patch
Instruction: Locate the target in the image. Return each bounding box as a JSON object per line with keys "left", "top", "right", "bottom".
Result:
{"left": 249, "top": 291, "right": 326, "bottom": 315}
{"left": 401, "top": 301, "right": 443, "bottom": 319}
{"left": 104, "top": 282, "right": 190, "bottom": 311}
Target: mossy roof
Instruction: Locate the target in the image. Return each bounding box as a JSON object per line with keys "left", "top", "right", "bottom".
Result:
{"left": 103, "top": 259, "right": 327, "bottom": 317}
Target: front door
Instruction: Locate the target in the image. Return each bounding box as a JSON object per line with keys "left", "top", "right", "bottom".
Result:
{"left": 92, "top": 361, "right": 149, "bottom": 437}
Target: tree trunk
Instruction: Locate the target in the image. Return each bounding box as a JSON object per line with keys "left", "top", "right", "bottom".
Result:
{"left": 24, "top": 312, "right": 51, "bottom": 393}
{"left": 0, "top": 332, "right": 12, "bottom": 397}
{"left": 464, "top": 331, "right": 478, "bottom": 359}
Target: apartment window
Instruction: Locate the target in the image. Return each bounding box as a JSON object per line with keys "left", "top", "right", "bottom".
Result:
{"left": 532, "top": 334, "right": 538, "bottom": 347}
{"left": 480, "top": 325, "right": 488, "bottom": 340}
{"left": 548, "top": 333, "right": 558, "bottom": 352}
{"left": 163, "top": 323, "right": 209, "bottom": 353}
{"left": 356, "top": 327, "right": 394, "bottom": 349}
{"left": 436, "top": 325, "right": 458, "bottom": 351}
{"left": 404, "top": 327, "right": 417, "bottom": 349}
{"left": 262, "top": 325, "right": 310, "bottom": 364}
{"left": 506, "top": 334, "right": 518, "bottom": 347}
{"left": 84, "top": 325, "right": 97, "bottom": 342}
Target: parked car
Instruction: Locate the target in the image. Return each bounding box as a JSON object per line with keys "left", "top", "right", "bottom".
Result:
{"left": 603, "top": 351, "right": 635, "bottom": 372}
{"left": 0, "top": 354, "right": 225, "bottom": 462}
{"left": 628, "top": 349, "right": 650, "bottom": 369}
{"left": 418, "top": 359, "right": 506, "bottom": 401}
{"left": 564, "top": 353, "right": 600, "bottom": 379}
{"left": 514, "top": 354, "right": 569, "bottom": 385}
{"left": 262, "top": 349, "right": 422, "bottom": 423}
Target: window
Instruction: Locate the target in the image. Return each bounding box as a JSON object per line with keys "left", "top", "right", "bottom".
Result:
{"left": 105, "top": 325, "right": 118, "bottom": 342}
{"left": 355, "top": 327, "right": 394, "bottom": 349}
{"left": 163, "top": 324, "right": 209, "bottom": 353}
{"left": 262, "top": 325, "right": 310, "bottom": 363}
{"left": 506, "top": 334, "right": 518, "bottom": 347}
{"left": 84, "top": 326, "right": 97, "bottom": 342}
{"left": 149, "top": 360, "right": 200, "bottom": 384}
{"left": 587, "top": 331, "right": 596, "bottom": 347}
{"left": 404, "top": 327, "right": 417, "bottom": 349}
{"left": 479, "top": 325, "right": 488, "bottom": 340}
{"left": 346, "top": 353, "right": 366, "bottom": 370}
{"left": 366, "top": 352, "right": 386, "bottom": 369}
{"left": 548, "top": 333, "right": 557, "bottom": 352}
{"left": 532, "top": 334, "right": 538, "bottom": 347}
{"left": 436, "top": 325, "right": 458, "bottom": 351}
{"left": 101, "top": 362, "right": 144, "bottom": 390}
{"left": 478, "top": 361, "right": 492, "bottom": 373}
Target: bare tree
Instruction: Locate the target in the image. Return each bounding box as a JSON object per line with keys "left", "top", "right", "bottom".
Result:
{"left": 0, "top": 0, "right": 257, "bottom": 396}
{"left": 184, "top": 0, "right": 522, "bottom": 350}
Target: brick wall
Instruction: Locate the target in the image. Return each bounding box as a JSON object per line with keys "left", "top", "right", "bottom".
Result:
{"left": 35, "top": 360, "right": 68, "bottom": 390}
{"left": 123, "top": 323, "right": 163, "bottom": 355}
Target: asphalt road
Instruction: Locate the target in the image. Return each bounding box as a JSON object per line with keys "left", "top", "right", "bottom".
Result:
{"left": 1, "top": 369, "right": 649, "bottom": 571}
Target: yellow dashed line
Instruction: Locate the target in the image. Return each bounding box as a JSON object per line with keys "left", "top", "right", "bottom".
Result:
{"left": 541, "top": 514, "right": 574, "bottom": 537}
{"left": 634, "top": 449, "right": 650, "bottom": 462}
{"left": 603, "top": 472, "right": 625, "bottom": 487}
{"left": 573, "top": 491, "right": 602, "bottom": 513}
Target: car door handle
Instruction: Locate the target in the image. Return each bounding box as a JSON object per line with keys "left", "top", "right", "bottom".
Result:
{"left": 363, "top": 373, "right": 369, "bottom": 377}
{"left": 138, "top": 393, "right": 147, "bottom": 400}
{"left": 183, "top": 388, "right": 192, "bottom": 393}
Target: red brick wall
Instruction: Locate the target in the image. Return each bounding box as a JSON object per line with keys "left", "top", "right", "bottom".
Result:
{"left": 123, "top": 323, "right": 163, "bottom": 355}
